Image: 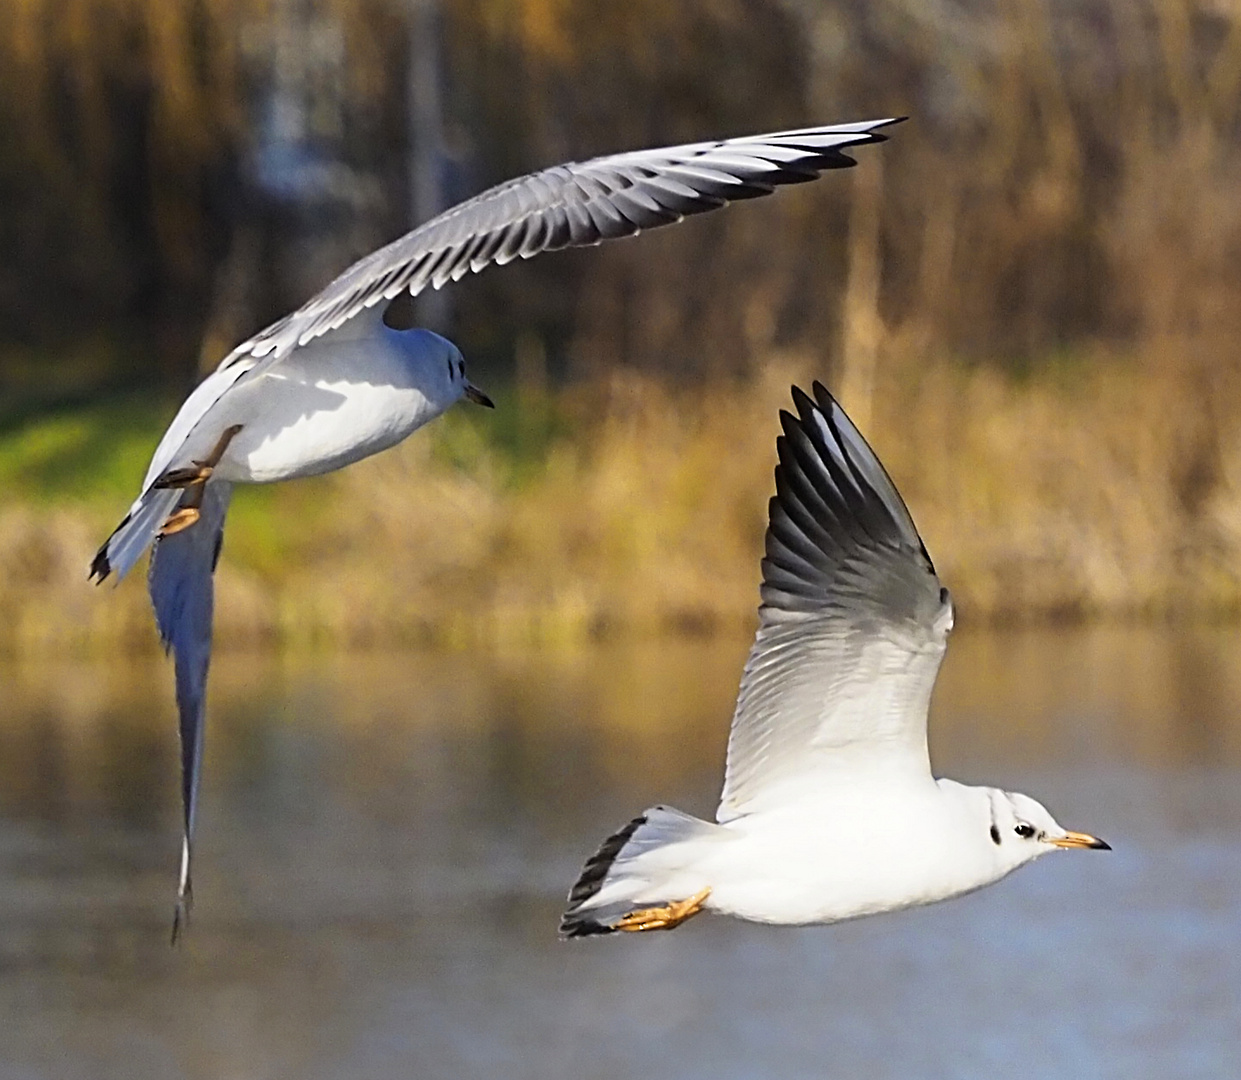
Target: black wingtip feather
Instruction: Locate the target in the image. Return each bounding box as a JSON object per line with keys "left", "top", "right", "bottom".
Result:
{"left": 88, "top": 547, "right": 112, "bottom": 584}
{"left": 810, "top": 380, "right": 838, "bottom": 410}
{"left": 567, "top": 813, "right": 646, "bottom": 906}
{"left": 791, "top": 383, "right": 817, "bottom": 416}
{"left": 791, "top": 386, "right": 898, "bottom": 551}
{"left": 559, "top": 813, "right": 647, "bottom": 939}
{"left": 759, "top": 382, "right": 941, "bottom": 614}
{"left": 860, "top": 117, "right": 908, "bottom": 143}
{"left": 170, "top": 896, "right": 189, "bottom": 947}
{"left": 809, "top": 380, "right": 935, "bottom": 568}
{"left": 88, "top": 513, "right": 128, "bottom": 584}
{"left": 560, "top": 914, "right": 618, "bottom": 939}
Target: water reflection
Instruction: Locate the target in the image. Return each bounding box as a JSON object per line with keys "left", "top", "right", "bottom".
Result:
{"left": 1, "top": 626, "right": 1239, "bottom": 1079}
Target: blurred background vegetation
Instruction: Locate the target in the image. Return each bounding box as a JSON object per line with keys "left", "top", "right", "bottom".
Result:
{"left": 4, "top": 0, "right": 1241, "bottom": 653}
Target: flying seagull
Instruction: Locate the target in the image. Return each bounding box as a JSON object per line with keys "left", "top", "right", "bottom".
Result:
{"left": 561, "top": 383, "right": 1108, "bottom": 938}
{"left": 89, "top": 118, "right": 901, "bottom": 939}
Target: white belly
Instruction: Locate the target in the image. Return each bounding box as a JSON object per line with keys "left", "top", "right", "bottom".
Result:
{"left": 704, "top": 794, "right": 1009, "bottom": 925}
{"left": 184, "top": 339, "right": 450, "bottom": 484}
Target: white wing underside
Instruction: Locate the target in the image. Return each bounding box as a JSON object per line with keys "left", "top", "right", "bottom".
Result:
{"left": 716, "top": 385, "right": 953, "bottom": 823}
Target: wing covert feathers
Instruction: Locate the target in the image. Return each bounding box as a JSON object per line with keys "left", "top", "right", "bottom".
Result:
{"left": 716, "top": 384, "right": 952, "bottom": 822}
{"left": 219, "top": 120, "right": 902, "bottom": 367}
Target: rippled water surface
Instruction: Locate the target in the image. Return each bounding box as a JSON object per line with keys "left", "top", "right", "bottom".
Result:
{"left": 2, "top": 626, "right": 1240, "bottom": 1079}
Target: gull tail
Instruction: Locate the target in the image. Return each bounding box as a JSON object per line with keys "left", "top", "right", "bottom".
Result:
{"left": 146, "top": 480, "right": 232, "bottom": 944}
{"left": 89, "top": 488, "right": 182, "bottom": 583}
{"left": 560, "top": 806, "right": 726, "bottom": 938}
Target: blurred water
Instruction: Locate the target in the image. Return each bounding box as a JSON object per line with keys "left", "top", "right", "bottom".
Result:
{"left": 1, "top": 626, "right": 1239, "bottom": 1080}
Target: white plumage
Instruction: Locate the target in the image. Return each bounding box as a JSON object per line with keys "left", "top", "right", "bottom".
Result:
{"left": 561, "top": 384, "right": 1108, "bottom": 938}
{"left": 90, "top": 120, "right": 900, "bottom": 937}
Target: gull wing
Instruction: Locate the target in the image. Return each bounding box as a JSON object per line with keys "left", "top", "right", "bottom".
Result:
{"left": 716, "top": 384, "right": 953, "bottom": 823}
{"left": 116, "top": 120, "right": 897, "bottom": 515}
{"left": 147, "top": 480, "right": 232, "bottom": 941}
{"left": 217, "top": 119, "right": 901, "bottom": 369}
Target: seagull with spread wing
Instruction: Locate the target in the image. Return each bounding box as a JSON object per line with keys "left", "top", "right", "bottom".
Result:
{"left": 89, "top": 119, "right": 901, "bottom": 938}
{"left": 560, "top": 383, "right": 1108, "bottom": 938}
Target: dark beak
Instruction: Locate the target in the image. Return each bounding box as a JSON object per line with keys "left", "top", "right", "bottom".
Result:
{"left": 464, "top": 382, "right": 494, "bottom": 408}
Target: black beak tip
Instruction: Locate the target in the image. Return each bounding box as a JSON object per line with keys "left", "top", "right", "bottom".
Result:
{"left": 1092, "top": 837, "right": 1112, "bottom": 851}
{"left": 465, "top": 384, "right": 495, "bottom": 409}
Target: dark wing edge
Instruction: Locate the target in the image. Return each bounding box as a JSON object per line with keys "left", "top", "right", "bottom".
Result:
{"left": 219, "top": 118, "right": 905, "bottom": 367}
{"left": 759, "top": 381, "right": 944, "bottom": 620}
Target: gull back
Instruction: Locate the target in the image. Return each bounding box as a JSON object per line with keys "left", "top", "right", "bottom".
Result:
{"left": 717, "top": 384, "right": 953, "bottom": 823}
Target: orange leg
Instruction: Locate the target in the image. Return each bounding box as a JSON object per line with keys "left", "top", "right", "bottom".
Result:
{"left": 158, "top": 503, "right": 203, "bottom": 537}
{"left": 615, "top": 887, "right": 712, "bottom": 933}
{"left": 155, "top": 425, "right": 243, "bottom": 537}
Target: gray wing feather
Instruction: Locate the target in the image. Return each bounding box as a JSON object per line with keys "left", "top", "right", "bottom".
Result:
{"left": 148, "top": 480, "right": 232, "bottom": 938}
{"left": 216, "top": 119, "right": 901, "bottom": 370}
{"left": 716, "top": 384, "right": 952, "bottom": 822}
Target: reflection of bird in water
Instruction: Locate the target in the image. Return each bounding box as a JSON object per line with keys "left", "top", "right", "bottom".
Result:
{"left": 561, "top": 384, "right": 1109, "bottom": 938}
{"left": 88, "top": 119, "right": 902, "bottom": 940}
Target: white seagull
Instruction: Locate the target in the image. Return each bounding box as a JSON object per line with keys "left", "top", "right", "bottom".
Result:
{"left": 89, "top": 119, "right": 902, "bottom": 938}
{"left": 561, "top": 383, "right": 1108, "bottom": 938}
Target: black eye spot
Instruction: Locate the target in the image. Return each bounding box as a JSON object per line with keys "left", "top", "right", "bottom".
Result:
{"left": 989, "top": 825, "right": 1001, "bottom": 845}
{"left": 457, "top": 359, "right": 464, "bottom": 376}
{"left": 1014, "top": 822, "right": 1036, "bottom": 839}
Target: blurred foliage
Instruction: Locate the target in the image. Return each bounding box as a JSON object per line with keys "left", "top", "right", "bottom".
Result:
{"left": 5, "top": 0, "right": 1241, "bottom": 402}
{"left": 8, "top": 347, "right": 1241, "bottom": 657}
{"left": 8, "top": 0, "right": 1241, "bottom": 644}
{"left": 0, "top": 394, "right": 166, "bottom": 503}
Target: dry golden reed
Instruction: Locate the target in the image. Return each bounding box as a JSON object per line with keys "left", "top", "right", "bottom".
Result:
{"left": 6, "top": 345, "right": 1241, "bottom": 659}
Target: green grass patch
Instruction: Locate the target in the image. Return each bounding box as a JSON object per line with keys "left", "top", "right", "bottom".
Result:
{"left": 220, "top": 480, "right": 324, "bottom": 578}
{"left": 430, "top": 384, "right": 574, "bottom": 488}
{"left": 0, "top": 385, "right": 565, "bottom": 578}
{"left": 0, "top": 381, "right": 575, "bottom": 504}
{"left": 0, "top": 393, "right": 302, "bottom": 567}
{"left": 0, "top": 393, "right": 178, "bottom": 505}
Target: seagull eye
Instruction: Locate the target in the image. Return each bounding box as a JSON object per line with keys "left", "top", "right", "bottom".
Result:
{"left": 1014, "top": 822, "right": 1036, "bottom": 839}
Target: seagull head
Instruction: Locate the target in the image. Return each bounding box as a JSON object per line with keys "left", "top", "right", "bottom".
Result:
{"left": 985, "top": 788, "right": 1110, "bottom": 870}
{"left": 446, "top": 343, "right": 493, "bottom": 409}
{"left": 408, "top": 330, "right": 494, "bottom": 410}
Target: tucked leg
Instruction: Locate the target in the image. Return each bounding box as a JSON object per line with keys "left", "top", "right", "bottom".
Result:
{"left": 158, "top": 504, "right": 202, "bottom": 537}
{"left": 153, "top": 425, "right": 244, "bottom": 491}
{"left": 616, "top": 887, "right": 712, "bottom": 933}
{"left": 155, "top": 425, "right": 243, "bottom": 536}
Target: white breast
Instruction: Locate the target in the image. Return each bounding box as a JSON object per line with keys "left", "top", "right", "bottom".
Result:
{"left": 705, "top": 784, "right": 1009, "bottom": 925}
{"left": 199, "top": 331, "right": 454, "bottom": 484}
